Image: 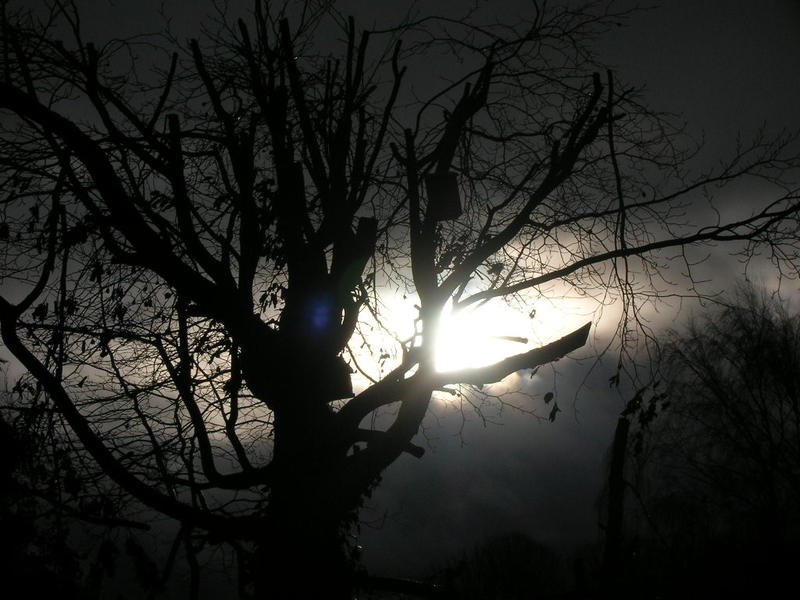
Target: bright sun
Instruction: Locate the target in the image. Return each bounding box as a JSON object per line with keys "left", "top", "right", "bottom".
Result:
{"left": 433, "top": 298, "right": 592, "bottom": 373}
{"left": 349, "top": 292, "right": 590, "bottom": 389}
{"left": 434, "top": 301, "right": 535, "bottom": 372}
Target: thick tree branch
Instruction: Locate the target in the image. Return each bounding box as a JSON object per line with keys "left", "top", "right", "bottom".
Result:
{"left": 0, "top": 299, "right": 253, "bottom": 537}
{"left": 356, "top": 428, "right": 425, "bottom": 458}
{"left": 433, "top": 321, "right": 592, "bottom": 386}
{"left": 0, "top": 83, "right": 230, "bottom": 310}
{"left": 279, "top": 18, "right": 329, "bottom": 194}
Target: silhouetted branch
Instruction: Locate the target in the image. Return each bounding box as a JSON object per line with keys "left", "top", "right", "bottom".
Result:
{"left": 434, "top": 322, "right": 592, "bottom": 386}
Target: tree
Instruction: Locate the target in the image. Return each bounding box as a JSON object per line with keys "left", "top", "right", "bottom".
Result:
{"left": 0, "top": 409, "right": 84, "bottom": 598}
{"left": 436, "top": 532, "right": 568, "bottom": 600}
{"left": 617, "top": 285, "right": 800, "bottom": 597}
{"left": 0, "top": 377, "right": 160, "bottom": 598}
{"left": 0, "top": 1, "right": 798, "bottom": 597}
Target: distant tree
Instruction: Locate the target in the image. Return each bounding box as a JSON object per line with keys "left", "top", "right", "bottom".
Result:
{"left": 0, "top": 410, "right": 83, "bottom": 598}
{"left": 1, "top": 1, "right": 799, "bottom": 597}
{"left": 437, "top": 532, "right": 568, "bottom": 600}
{"left": 620, "top": 285, "right": 800, "bottom": 597}
{"left": 0, "top": 384, "right": 158, "bottom": 598}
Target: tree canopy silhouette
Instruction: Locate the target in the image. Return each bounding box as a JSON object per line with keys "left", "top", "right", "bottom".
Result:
{"left": 1, "top": 1, "right": 799, "bottom": 597}
{"left": 615, "top": 285, "right": 800, "bottom": 598}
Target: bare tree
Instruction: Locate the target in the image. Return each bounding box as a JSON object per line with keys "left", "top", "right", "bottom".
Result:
{"left": 616, "top": 285, "right": 800, "bottom": 597}
{"left": 0, "top": 1, "right": 798, "bottom": 597}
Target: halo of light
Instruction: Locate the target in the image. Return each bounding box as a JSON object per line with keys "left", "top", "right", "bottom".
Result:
{"left": 434, "top": 301, "right": 533, "bottom": 372}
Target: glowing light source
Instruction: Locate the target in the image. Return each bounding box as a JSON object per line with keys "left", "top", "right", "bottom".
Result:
{"left": 433, "top": 297, "right": 592, "bottom": 374}
{"left": 434, "top": 301, "right": 532, "bottom": 372}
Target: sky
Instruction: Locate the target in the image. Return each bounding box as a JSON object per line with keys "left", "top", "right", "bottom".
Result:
{"left": 8, "top": 0, "right": 800, "bottom": 590}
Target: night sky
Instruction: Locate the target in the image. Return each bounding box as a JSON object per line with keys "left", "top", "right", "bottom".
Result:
{"left": 7, "top": 0, "right": 800, "bottom": 591}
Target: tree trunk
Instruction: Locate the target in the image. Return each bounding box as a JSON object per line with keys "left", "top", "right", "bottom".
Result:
{"left": 602, "top": 415, "right": 629, "bottom": 597}
{"left": 248, "top": 406, "right": 359, "bottom": 599}
{"left": 252, "top": 510, "right": 354, "bottom": 599}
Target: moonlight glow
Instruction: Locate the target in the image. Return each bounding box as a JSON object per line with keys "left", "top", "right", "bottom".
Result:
{"left": 434, "top": 298, "right": 594, "bottom": 373}
{"left": 434, "top": 301, "right": 533, "bottom": 372}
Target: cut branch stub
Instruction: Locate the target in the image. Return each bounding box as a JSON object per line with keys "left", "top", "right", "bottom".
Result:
{"left": 424, "top": 172, "right": 462, "bottom": 222}
{"left": 323, "top": 355, "right": 355, "bottom": 401}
